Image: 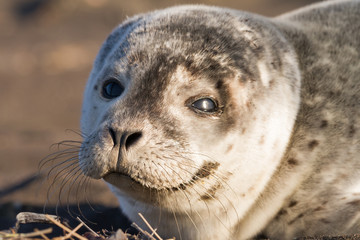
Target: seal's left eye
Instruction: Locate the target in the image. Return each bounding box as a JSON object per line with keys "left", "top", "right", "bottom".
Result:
{"left": 191, "top": 98, "right": 217, "bottom": 112}
{"left": 102, "top": 79, "right": 124, "bottom": 99}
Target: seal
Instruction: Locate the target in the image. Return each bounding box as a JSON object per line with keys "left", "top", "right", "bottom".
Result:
{"left": 79, "top": 0, "right": 360, "bottom": 239}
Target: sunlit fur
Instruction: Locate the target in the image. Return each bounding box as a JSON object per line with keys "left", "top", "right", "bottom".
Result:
{"left": 77, "top": 0, "right": 359, "bottom": 239}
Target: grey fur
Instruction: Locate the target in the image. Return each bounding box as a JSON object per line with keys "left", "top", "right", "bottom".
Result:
{"left": 80, "top": 1, "right": 360, "bottom": 239}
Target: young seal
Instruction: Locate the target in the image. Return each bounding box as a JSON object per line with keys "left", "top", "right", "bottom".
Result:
{"left": 79, "top": 0, "right": 360, "bottom": 239}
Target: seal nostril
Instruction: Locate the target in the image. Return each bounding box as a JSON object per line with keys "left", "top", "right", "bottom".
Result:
{"left": 109, "top": 127, "right": 117, "bottom": 146}
{"left": 124, "top": 132, "right": 142, "bottom": 150}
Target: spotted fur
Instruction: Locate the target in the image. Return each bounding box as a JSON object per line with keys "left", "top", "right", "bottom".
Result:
{"left": 79, "top": 1, "right": 360, "bottom": 239}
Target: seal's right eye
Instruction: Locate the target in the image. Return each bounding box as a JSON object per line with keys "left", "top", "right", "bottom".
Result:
{"left": 102, "top": 79, "right": 124, "bottom": 99}
{"left": 191, "top": 98, "right": 218, "bottom": 113}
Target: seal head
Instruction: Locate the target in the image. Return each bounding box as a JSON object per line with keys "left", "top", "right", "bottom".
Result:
{"left": 79, "top": 5, "right": 300, "bottom": 239}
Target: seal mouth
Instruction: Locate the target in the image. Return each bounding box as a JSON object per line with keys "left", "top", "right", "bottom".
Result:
{"left": 103, "top": 172, "right": 144, "bottom": 191}
{"left": 103, "top": 161, "right": 220, "bottom": 192}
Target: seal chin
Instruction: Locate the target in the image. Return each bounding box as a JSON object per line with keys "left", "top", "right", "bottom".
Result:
{"left": 103, "top": 172, "right": 181, "bottom": 192}
{"left": 103, "top": 161, "right": 221, "bottom": 193}
{"left": 103, "top": 171, "right": 186, "bottom": 192}
{"left": 103, "top": 172, "right": 146, "bottom": 191}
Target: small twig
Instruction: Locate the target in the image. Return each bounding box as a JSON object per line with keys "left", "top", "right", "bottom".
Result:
{"left": 138, "top": 213, "right": 163, "bottom": 240}
{"left": 15, "top": 212, "right": 61, "bottom": 230}
{"left": 45, "top": 214, "right": 87, "bottom": 240}
{"left": 131, "top": 222, "right": 156, "bottom": 240}
{"left": 34, "top": 228, "right": 50, "bottom": 240}
{"left": 0, "top": 227, "right": 52, "bottom": 239}
{"left": 76, "top": 216, "right": 99, "bottom": 237}
{"left": 63, "top": 222, "right": 84, "bottom": 240}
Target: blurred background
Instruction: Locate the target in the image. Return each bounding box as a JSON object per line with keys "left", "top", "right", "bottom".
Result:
{"left": 0, "top": 0, "right": 319, "bottom": 230}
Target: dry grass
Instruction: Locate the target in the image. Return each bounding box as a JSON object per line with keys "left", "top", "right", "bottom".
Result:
{"left": 2, "top": 211, "right": 360, "bottom": 239}
{"left": 0, "top": 212, "right": 175, "bottom": 240}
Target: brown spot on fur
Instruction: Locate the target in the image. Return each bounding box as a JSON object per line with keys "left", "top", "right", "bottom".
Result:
{"left": 288, "top": 213, "right": 304, "bottom": 225}
{"left": 349, "top": 125, "right": 356, "bottom": 137}
{"left": 339, "top": 76, "right": 348, "bottom": 83}
{"left": 308, "top": 140, "right": 319, "bottom": 150}
{"left": 237, "top": 76, "right": 247, "bottom": 84}
{"left": 288, "top": 200, "right": 297, "bottom": 208}
{"left": 288, "top": 158, "right": 299, "bottom": 166}
{"left": 245, "top": 101, "right": 253, "bottom": 110}
{"left": 320, "top": 120, "right": 328, "bottom": 128}
{"left": 269, "top": 79, "right": 275, "bottom": 88}
{"left": 320, "top": 218, "right": 331, "bottom": 224}
{"left": 200, "top": 194, "right": 211, "bottom": 200}
{"left": 347, "top": 200, "right": 360, "bottom": 206}
{"left": 215, "top": 80, "right": 223, "bottom": 89}
{"left": 275, "top": 209, "right": 287, "bottom": 220}
{"left": 226, "top": 144, "right": 233, "bottom": 153}
{"left": 278, "top": 209, "right": 287, "bottom": 216}
{"left": 259, "top": 135, "right": 265, "bottom": 144}
{"left": 200, "top": 183, "right": 221, "bottom": 200}
{"left": 328, "top": 90, "right": 341, "bottom": 98}
{"left": 194, "top": 162, "right": 220, "bottom": 179}
{"left": 313, "top": 206, "right": 325, "bottom": 212}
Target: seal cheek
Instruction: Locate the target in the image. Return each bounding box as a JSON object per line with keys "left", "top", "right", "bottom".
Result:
{"left": 79, "top": 126, "right": 120, "bottom": 179}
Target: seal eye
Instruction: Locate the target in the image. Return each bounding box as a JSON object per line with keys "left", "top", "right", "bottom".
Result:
{"left": 191, "top": 98, "right": 217, "bottom": 112}
{"left": 102, "top": 79, "right": 124, "bottom": 99}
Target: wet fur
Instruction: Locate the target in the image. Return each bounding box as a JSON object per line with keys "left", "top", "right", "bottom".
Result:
{"left": 78, "top": 1, "right": 360, "bottom": 239}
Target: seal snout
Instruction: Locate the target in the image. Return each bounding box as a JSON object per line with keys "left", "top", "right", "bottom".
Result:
{"left": 108, "top": 127, "right": 143, "bottom": 151}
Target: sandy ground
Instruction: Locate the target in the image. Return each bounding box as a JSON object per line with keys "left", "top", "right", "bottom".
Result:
{"left": 0, "top": 0, "right": 320, "bottom": 234}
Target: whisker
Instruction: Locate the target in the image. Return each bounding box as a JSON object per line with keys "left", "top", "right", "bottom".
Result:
{"left": 171, "top": 205, "right": 182, "bottom": 240}
{"left": 46, "top": 158, "right": 78, "bottom": 180}
{"left": 39, "top": 149, "right": 79, "bottom": 170}
{"left": 46, "top": 161, "right": 79, "bottom": 203}
{"left": 83, "top": 176, "right": 100, "bottom": 213}
{"left": 74, "top": 175, "right": 97, "bottom": 224}
{"left": 66, "top": 169, "right": 86, "bottom": 215}
{"left": 54, "top": 142, "right": 82, "bottom": 148}
{"left": 56, "top": 166, "right": 82, "bottom": 217}
{"left": 178, "top": 154, "right": 241, "bottom": 222}
{"left": 56, "top": 165, "right": 81, "bottom": 202}
{"left": 48, "top": 140, "right": 82, "bottom": 152}
{"left": 159, "top": 162, "right": 205, "bottom": 230}
{"left": 40, "top": 132, "right": 105, "bottom": 225}
{"left": 155, "top": 162, "right": 200, "bottom": 238}
{"left": 177, "top": 164, "right": 236, "bottom": 228}
{"left": 158, "top": 153, "right": 236, "bottom": 232}
{"left": 65, "top": 129, "right": 87, "bottom": 138}
{"left": 163, "top": 150, "right": 240, "bottom": 205}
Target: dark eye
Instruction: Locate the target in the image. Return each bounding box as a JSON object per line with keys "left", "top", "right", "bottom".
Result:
{"left": 102, "top": 79, "right": 124, "bottom": 99}
{"left": 191, "top": 98, "right": 217, "bottom": 112}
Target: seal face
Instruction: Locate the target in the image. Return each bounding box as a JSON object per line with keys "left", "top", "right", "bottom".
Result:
{"left": 79, "top": 1, "right": 360, "bottom": 239}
